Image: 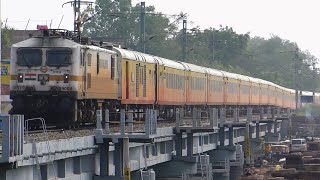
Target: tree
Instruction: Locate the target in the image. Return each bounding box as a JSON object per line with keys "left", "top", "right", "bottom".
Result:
{"left": 83, "top": 0, "right": 179, "bottom": 57}
{"left": 83, "top": 0, "right": 135, "bottom": 47}
{"left": 1, "top": 26, "right": 13, "bottom": 59}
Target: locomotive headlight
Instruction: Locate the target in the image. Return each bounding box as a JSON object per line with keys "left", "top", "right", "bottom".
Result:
{"left": 38, "top": 74, "right": 49, "bottom": 82}
{"left": 18, "top": 73, "right": 24, "bottom": 83}
{"left": 64, "top": 74, "right": 69, "bottom": 83}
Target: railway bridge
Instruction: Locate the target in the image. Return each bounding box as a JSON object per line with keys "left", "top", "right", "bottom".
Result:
{"left": 0, "top": 107, "right": 290, "bottom": 180}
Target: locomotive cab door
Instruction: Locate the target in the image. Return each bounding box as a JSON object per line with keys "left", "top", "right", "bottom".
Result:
{"left": 81, "top": 49, "right": 87, "bottom": 97}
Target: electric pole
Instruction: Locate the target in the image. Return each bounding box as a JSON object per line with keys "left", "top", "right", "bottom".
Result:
{"left": 312, "top": 61, "right": 316, "bottom": 101}
{"left": 0, "top": 0, "right": 2, "bottom": 113}
{"left": 140, "top": 2, "right": 146, "bottom": 53}
{"left": 294, "top": 47, "right": 299, "bottom": 111}
{"left": 182, "top": 19, "right": 187, "bottom": 62}
{"left": 211, "top": 30, "right": 214, "bottom": 61}
{"left": 74, "top": 0, "right": 81, "bottom": 32}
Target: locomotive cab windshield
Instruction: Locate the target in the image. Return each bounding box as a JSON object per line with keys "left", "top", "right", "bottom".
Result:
{"left": 17, "top": 48, "right": 42, "bottom": 67}
{"left": 46, "top": 48, "right": 72, "bottom": 67}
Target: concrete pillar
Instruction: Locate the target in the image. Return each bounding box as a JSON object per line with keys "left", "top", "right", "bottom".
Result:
{"left": 267, "top": 107, "right": 271, "bottom": 119}
{"left": 104, "top": 109, "right": 110, "bottom": 133}
{"left": 99, "top": 143, "right": 109, "bottom": 176}
{"left": 175, "top": 133, "right": 183, "bottom": 157}
{"left": 271, "top": 107, "right": 275, "bottom": 119}
{"left": 260, "top": 107, "right": 264, "bottom": 120}
{"left": 192, "top": 108, "right": 198, "bottom": 128}
{"left": 187, "top": 133, "right": 193, "bottom": 157}
{"left": 267, "top": 122, "right": 273, "bottom": 133}
{"left": 40, "top": 164, "right": 48, "bottom": 180}
{"left": 219, "top": 127, "right": 225, "bottom": 146}
{"left": 220, "top": 108, "right": 226, "bottom": 125}
{"left": 73, "top": 156, "right": 81, "bottom": 174}
{"left": 123, "top": 137, "right": 130, "bottom": 180}
{"left": 229, "top": 126, "right": 234, "bottom": 146}
{"left": 114, "top": 142, "right": 123, "bottom": 177}
{"left": 209, "top": 108, "right": 218, "bottom": 127}
{"left": 120, "top": 109, "right": 126, "bottom": 135}
{"left": 230, "top": 166, "right": 243, "bottom": 180}
{"left": 249, "top": 125, "right": 253, "bottom": 139}
{"left": 256, "top": 122, "right": 260, "bottom": 139}
{"left": 57, "top": 159, "right": 66, "bottom": 178}
{"left": 233, "top": 107, "right": 239, "bottom": 123}
{"left": 274, "top": 120, "right": 277, "bottom": 133}
{"left": 0, "top": 169, "right": 6, "bottom": 180}
{"left": 211, "top": 149, "right": 233, "bottom": 180}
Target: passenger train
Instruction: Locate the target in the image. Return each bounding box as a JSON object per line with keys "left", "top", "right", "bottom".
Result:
{"left": 9, "top": 29, "right": 320, "bottom": 126}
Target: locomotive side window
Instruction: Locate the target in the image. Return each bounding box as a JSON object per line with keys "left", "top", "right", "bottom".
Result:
{"left": 87, "top": 53, "right": 92, "bottom": 66}
{"left": 80, "top": 51, "right": 85, "bottom": 66}
{"left": 111, "top": 55, "right": 115, "bottom": 80}
{"left": 97, "top": 53, "right": 100, "bottom": 74}
{"left": 17, "top": 48, "right": 42, "bottom": 67}
{"left": 46, "top": 48, "right": 71, "bottom": 67}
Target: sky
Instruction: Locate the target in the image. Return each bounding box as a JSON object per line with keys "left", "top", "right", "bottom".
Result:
{"left": 2, "top": 0, "right": 320, "bottom": 61}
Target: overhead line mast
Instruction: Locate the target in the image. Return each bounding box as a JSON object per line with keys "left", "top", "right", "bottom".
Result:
{"left": 62, "top": 0, "right": 94, "bottom": 42}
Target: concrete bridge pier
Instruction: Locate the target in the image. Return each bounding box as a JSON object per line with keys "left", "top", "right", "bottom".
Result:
{"left": 153, "top": 132, "right": 198, "bottom": 178}
{"left": 209, "top": 146, "right": 234, "bottom": 180}
{"left": 230, "top": 144, "right": 244, "bottom": 180}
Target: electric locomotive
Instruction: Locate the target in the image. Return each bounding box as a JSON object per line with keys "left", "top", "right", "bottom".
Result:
{"left": 10, "top": 28, "right": 119, "bottom": 126}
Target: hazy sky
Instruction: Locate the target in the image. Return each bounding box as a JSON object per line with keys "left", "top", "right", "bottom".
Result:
{"left": 2, "top": 0, "right": 320, "bottom": 60}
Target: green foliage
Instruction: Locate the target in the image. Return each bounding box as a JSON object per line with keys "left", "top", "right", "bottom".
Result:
{"left": 1, "top": 26, "right": 13, "bottom": 59}
{"left": 83, "top": 1, "right": 319, "bottom": 91}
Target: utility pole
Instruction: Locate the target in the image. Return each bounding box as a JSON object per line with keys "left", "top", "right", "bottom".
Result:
{"left": 182, "top": 19, "right": 187, "bottom": 62}
{"left": 294, "top": 47, "right": 299, "bottom": 111}
{"left": 312, "top": 62, "right": 316, "bottom": 101}
{"left": 211, "top": 30, "right": 214, "bottom": 61}
{"left": 74, "top": 0, "right": 81, "bottom": 32}
{"left": 0, "top": 0, "right": 2, "bottom": 113}
{"left": 140, "top": 2, "right": 146, "bottom": 53}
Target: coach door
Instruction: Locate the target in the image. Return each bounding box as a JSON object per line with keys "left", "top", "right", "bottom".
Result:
{"left": 126, "top": 61, "right": 130, "bottom": 99}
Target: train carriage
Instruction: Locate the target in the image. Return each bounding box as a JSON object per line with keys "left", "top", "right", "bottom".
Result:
{"left": 250, "top": 77, "right": 261, "bottom": 105}
{"left": 237, "top": 74, "right": 251, "bottom": 105}
{"left": 268, "top": 82, "right": 278, "bottom": 106}
{"left": 222, "top": 71, "right": 240, "bottom": 105}
{"left": 206, "top": 68, "right": 225, "bottom": 105}
{"left": 114, "top": 48, "right": 157, "bottom": 105}
{"left": 260, "top": 80, "right": 270, "bottom": 106}
{"left": 157, "top": 58, "right": 186, "bottom": 105}
{"left": 181, "top": 62, "right": 207, "bottom": 105}
{"left": 83, "top": 46, "right": 119, "bottom": 100}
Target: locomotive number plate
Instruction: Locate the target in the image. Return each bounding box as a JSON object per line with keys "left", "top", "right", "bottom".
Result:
{"left": 61, "top": 87, "right": 72, "bottom": 91}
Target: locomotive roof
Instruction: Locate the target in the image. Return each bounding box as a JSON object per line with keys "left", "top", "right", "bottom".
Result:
{"left": 12, "top": 36, "right": 81, "bottom": 48}
{"left": 86, "top": 45, "right": 117, "bottom": 54}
